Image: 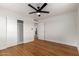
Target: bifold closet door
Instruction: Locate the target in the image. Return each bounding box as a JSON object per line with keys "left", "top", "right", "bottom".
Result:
{"left": 17, "top": 20, "right": 23, "bottom": 44}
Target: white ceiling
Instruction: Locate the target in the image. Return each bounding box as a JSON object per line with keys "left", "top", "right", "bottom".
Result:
{"left": 0, "top": 3, "right": 78, "bottom": 20}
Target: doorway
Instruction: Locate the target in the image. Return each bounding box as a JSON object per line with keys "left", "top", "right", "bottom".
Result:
{"left": 17, "top": 20, "right": 23, "bottom": 44}
{"left": 37, "top": 23, "right": 45, "bottom": 40}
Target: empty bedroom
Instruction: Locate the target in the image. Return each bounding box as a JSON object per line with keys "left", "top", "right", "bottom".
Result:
{"left": 0, "top": 3, "right": 79, "bottom": 56}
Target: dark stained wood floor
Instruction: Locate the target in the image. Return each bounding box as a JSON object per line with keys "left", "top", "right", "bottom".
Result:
{"left": 0, "top": 39, "right": 79, "bottom": 56}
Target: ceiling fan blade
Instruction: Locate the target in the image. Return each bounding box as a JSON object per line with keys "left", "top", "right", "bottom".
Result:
{"left": 39, "top": 3, "right": 47, "bottom": 11}
{"left": 40, "top": 11, "right": 49, "bottom": 13}
{"left": 29, "top": 12, "right": 37, "bottom": 14}
{"left": 28, "top": 4, "right": 37, "bottom": 11}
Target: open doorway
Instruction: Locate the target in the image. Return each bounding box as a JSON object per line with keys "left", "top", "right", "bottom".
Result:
{"left": 37, "top": 23, "right": 45, "bottom": 40}
{"left": 17, "top": 20, "right": 23, "bottom": 44}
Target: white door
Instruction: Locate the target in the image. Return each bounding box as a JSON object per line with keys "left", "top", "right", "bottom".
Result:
{"left": 37, "top": 23, "right": 45, "bottom": 40}
{"left": 17, "top": 20, "right": 23, "bottom": 44}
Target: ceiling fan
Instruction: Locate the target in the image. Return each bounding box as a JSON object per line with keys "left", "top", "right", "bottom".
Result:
{"left": 28, "top": 3, "right": 49, "bottom": 17}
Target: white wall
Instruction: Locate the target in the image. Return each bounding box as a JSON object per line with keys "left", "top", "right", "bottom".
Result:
{"left": 38, "top": 11, "right": 79, "bottom": 47}
{"left": 23, "top": 18, "right": 34, "bottom": 43}
{"left": 0, "top": 7, "right": 34, "bottom": 50}
{"left": 0, "top": 16, "right": 7, "bottom": 50}
{"left": 7, "top": 16, "right": 17, "bottom": 47}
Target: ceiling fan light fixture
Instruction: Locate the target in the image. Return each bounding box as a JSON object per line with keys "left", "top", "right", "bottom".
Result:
{"left": 28, "top": 3, "right": 49, "bottom": 17}
{"left": 36, "top": 12, "right": 40, "bottom": 15}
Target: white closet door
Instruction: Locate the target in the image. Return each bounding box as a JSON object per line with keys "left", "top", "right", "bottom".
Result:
{"left": 37, "top": 23, "right": 45, "bottom": 40}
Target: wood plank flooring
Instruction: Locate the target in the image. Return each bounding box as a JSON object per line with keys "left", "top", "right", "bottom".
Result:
{"left": 0, "top": 39, "right": 79, "bottom": 56}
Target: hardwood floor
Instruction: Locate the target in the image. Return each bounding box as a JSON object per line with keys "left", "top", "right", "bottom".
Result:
{"left": 0, "top": 39, "right": 79, "bottom": 56}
